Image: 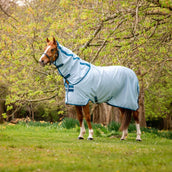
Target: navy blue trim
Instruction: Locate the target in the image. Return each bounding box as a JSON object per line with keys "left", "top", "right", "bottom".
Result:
{"left": 94, "top": 96, "right": 98, "bottom": 103}
{"left": 57, "top": 43, "right": 81, "bottom": 62}
{"left": 65, "top": 89, "right": 74, "bottom": 92}
{"left": 80, "top": 62, "right": 90, "bottom": 67}
{"left": 65, "top": 84, "right": 74, "bottom": 89}
{"left": 65, "top": 99, "right": 90, "bottom": 106}
{"left": 56, "top": 67, "right": 67, "bottom": 81}
{"left": 65, "top": 99, "right": 138, "bottom": 111}
{"left": 106, "top": 102, "right": 138, "bottom": 111}
{"left": 71, "top": 65, "right": 91, "bottom": 85}
{"left": 68, "top": 85, "right": 74, "bottom": 88}
{"left": 64, "top": 74, "right": 70, "bottom": 79}
{"left": 56, "top": 63, "right": 63, "bottom": 68}
{"left": 137, "top": 82, "right": 140, "bottom": 109}
{"left": 58, "top": 45, "right": 73, "bottom": 57}
{"left": 73, "top": 57, "right": 80, "bottom": 60}
{"left": 56, "top": 41, "right": 80, "bottom": 61}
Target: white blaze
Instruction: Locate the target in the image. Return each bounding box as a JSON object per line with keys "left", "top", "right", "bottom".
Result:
{"left": 39, "top": 45, "right": 51, "bottom": 62}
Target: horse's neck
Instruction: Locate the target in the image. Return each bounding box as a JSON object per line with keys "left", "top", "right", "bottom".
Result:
{"left": 54, "top": 44, "right": 91, "bottom": 85}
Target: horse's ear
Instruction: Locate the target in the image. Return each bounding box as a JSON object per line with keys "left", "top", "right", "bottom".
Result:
{"left": 53, "top": 37, "right": 57, "bottom": 45}
{"left": 46, "top": 38, "right": 50, "bottom": 43}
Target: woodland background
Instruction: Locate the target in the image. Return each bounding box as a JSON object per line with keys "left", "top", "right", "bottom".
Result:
{"left": 0, "top": 0, "right": 171, "bottom": 129}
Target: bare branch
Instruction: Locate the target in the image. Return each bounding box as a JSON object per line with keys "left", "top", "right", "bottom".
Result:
{"left": 148, "top": 21, "right": 158, "bottom": 39}
{"left": 146, "top": 11, "right": 170, "bottom": 15}
{"left": 91, "top": 19, "right": 126, "bottom": 63}
{"left": 0, "top": 4, "right": 18, "bottom": 22}
{"left": 81, "top": 13, "right": 121, "bottom": 51}
{"left": 25, "top": 93, "right": 58, "bottom": 103}
{"left": 34, "top": 69, "right": 49, "bottom": 76}
{"left": 82, "top": 22, "right": 103, "bottom": 51}
{"left": 140, "top": 59, "right": 172, "bottom": 77}
{"left": 134, "top": 0, "right": 140, "bottom": 34}
{"left": 146, "top": 0, "right": 172, "bottom": 11}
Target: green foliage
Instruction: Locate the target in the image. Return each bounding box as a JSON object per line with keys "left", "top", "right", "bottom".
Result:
{"left": 108, "top": 121, "right": 120, "bottom": 132}
{"left": 145, "top": 71, "right": 172, "bottom": 120}
{"left": 19, "top": 120, "right": 56, "bottom": 127}
{"left": 0, "top": 0, "right": 171, "bottom": 121}
{"left": 142, "top": 127, "right": 172, "bottom": 139}
{"left": 2, "top": 113, "right": 7, "bottom": 119}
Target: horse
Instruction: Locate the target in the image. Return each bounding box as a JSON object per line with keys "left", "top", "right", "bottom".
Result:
{"left": 39, "top": 37, "right": 142, "bottom": 141}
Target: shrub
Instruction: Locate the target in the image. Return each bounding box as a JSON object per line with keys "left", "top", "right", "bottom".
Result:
{"left": 108, "top": 121, "right": 120, "bottom": 132}
{"left": 60, "top": 118, "right": 79, "bottom": 129}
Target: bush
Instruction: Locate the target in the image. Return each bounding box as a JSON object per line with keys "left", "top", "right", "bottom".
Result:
{"left": 128, "top": 123, "right": 136, "bottom": 132}
{"left": 108, "top": 121, "right": 120, "bottom": 132}
{"left": 142, "top": 127, "right": 172, "bottom": 139}
{"left": 60, "top": 118, "right": 79, "bottom": 129}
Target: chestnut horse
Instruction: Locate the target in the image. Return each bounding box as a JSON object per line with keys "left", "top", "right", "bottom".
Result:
{"left": 39, "top": 37, "right": 141, "bottom": 141}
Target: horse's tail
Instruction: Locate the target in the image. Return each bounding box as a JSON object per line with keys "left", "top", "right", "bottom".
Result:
{"left": 119, "top": 109, "right": 132, "bottom": 131}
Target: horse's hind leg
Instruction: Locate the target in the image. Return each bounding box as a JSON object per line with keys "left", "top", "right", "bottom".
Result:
{"left": 82, "top": 103, "right": 93, "bottom": 140}
{"left": 75, "top": 105, "right": 85, "bottom": 139}
{"left": 121, "top": 128, "right": 128, "bottom": 140}
{"left": 119, "top": 108, "right": 128, "bottom": 140}
{"left": 133, "top": 110, "right": 142, "bottom": 141}
{"left": 119, "top": 108, "right": 132, "bottom": 140}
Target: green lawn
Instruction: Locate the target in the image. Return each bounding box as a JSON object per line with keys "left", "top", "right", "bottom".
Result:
{"left": 0, "top": 122, "right": 172, "bottom": 172}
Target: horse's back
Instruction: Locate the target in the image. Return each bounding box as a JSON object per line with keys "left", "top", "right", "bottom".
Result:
{"left": 90, "top": 65, "right": 139, "bottom": 110}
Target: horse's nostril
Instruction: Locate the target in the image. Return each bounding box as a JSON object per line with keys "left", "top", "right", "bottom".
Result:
{"left": 41, "top": 60, "right": 44, "bottom": 63}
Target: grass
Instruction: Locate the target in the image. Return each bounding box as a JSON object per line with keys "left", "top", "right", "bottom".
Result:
{"left": 0, "top": 120, "right": 172, "bottom": 172}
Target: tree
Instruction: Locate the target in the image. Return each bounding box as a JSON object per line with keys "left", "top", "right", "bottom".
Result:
{"left": 0, "top": 0, "right": 171, "bottom": 127}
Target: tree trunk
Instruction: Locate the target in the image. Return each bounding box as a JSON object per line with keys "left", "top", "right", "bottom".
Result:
{"left": 92, "top": 103, "right": 106, "bottom": 124}
{"left": 163, "top": 114, "right": 172, "bottom": 129}
{"left": 0, "top": 84, "right": 7, "bottom": 123}
{"left": 163, "top": 103, "right": 172, "bottom": 129}
{"left": 139, "top": 78, "right": 147, "bottom": 127}
{"left": 66, "top": 105, "right": 77, "bottom": 119}
{"left": 92, "top": 103, "right": 121, "bottom": 125}
{"left": 31, "top": 104, "right": 34, "bottom": 121}
{"left": 0, "top": 100, "right": 5, "bottom": 123}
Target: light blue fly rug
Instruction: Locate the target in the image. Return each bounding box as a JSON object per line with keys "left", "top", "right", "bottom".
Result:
{"left": 53, "top": 42, "right": 139, "bottom": 111}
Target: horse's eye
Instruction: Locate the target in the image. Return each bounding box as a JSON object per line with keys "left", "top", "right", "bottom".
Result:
{"left": 51, "top": 49, "right": 55, "bottom": 52}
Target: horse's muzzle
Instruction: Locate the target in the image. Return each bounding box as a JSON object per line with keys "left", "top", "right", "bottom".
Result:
{"left": 39, "top": 60, "right": 46, "bottom": 67}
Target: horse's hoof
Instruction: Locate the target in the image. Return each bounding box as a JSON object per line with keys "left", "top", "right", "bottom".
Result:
{"left": 87, "top": 137, "right": 93, "bottom": 140}
{"left": 78, "top": 137, "right": 84, "bottom": 140}
{"left": 136, "top": 139, "right": 142, "bottom": 141}
{"left": 120, "top": 138, "right": 125, "bottom": 141}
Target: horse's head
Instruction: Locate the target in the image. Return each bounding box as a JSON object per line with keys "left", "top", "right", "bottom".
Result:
{"left": 39, "top": 37, "right": 58, "bottom": 66}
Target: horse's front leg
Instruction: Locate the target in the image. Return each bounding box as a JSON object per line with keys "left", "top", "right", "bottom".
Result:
{"left": 75, "top": 105, "right": 85, "bottom": 139}
{"left": 82, "top": 103, "right": 93, "bottom": 140}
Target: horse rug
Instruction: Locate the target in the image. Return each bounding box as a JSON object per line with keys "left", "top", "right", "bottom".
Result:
{"left": 53, "top": 42, "right": 139, "bottom": 111}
